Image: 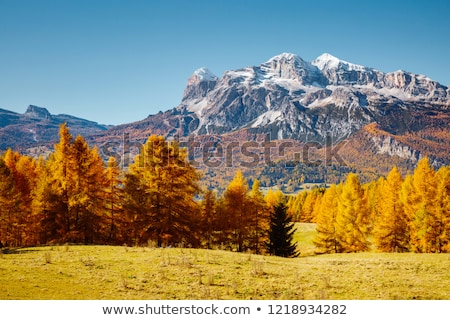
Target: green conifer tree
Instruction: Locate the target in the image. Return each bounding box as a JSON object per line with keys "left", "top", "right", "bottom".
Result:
{"left": 266, "top": 201, "right": 299, "bottom": 258}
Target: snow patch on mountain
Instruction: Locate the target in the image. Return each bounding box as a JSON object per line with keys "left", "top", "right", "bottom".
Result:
{"left": 192, "top": 67, "right": 218, "bottom": 82}
{"left": 312, "top": 53, "right": 368, "bottom": 72}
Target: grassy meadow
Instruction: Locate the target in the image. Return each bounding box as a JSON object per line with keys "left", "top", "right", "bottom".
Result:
{"left": 1, "top": 224, "right": 450, "bottom": 300}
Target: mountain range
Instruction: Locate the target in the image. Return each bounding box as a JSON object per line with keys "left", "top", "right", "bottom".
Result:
{"left": 1, "top": 53, "right": 449, "bottom": 190}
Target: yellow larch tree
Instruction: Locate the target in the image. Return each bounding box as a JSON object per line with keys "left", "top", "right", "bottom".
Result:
{"left": 248, "top": 179, "right": 269, "bottom": 254}
{"left": 0, "top": 158, "right": 21, "bottom": 247}
{"left": 335, "top": 173, "right": 370, "bottom": 252}
{"left": 434, "top": 166, "right": 450, "bottom": 252}
{"left": 3, "top": 149, "right": 38, "bottom": 246}
{"left": 408, "top": 157, "right": 441, "bottom": 252}
{"left": 124, "top": 135, "right": 201, "bottom": 247}
{"left": 199, "top": 188, "right": 217, "bottom": 249}
{"left": 373, "top": 166, "right": 410, "bottom": 252}
{"left": 222, "top": 169, "right": 252, "bottom": 252}
{"left": 103, "top": 157, "right": 125, "bottom": 245}
{"left": 265, "top": 188, "right": 285, "bottom": 210}
{"left": 313, "top": 184, "right": 343, "bottom": 253}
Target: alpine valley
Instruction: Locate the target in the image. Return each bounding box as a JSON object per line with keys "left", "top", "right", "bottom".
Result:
{"left": 2, "top": 53, "right": 449, "bottom": 191}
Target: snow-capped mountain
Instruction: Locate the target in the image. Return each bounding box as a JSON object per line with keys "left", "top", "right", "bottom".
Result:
{"left": 172, "top": 52, "right": 448, "bottom": 142}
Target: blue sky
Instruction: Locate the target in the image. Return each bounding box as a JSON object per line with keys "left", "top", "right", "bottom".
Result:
{"left": 1, "top": 0, "right": 449, "bottom": 125}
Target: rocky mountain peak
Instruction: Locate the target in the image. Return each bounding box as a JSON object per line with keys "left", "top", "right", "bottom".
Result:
{"left": 312, "top": 53, "right": 367, "bottom": 72}
{"left": 188, "top": 67, "right": 218, "bottom": 84}
{"left": 24, "top": 105, "right": 52, "bottom": 120}
{"left": 260, "top": 52, "right": 322, "bottom": 84}
{"left": 183, "top": 67, "right": 218, "bottom": 102}
{"left": 173, "top": 52, "right": 449, "bottom": 143}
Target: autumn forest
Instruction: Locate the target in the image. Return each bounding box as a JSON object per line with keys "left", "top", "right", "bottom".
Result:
{"left": 0, "top": 124, "right": 449, "bottom": 255}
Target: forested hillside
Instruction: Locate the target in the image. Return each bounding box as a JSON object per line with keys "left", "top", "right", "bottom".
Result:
{"left": 0, "top": 125, "right": 449, "bottom": 254}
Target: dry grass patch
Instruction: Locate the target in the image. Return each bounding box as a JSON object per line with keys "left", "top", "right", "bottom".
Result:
{"left": 1, "top": 245, "right": 450, "bottom": 300}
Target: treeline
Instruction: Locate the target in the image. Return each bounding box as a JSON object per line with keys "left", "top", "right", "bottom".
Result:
{"left": 0, "top": 124, "right": 448, "bottom": 255}
{"left": 0, "top": 124, "right": 295, "bottom": 255}
{"left": 288, "top": 160, "right": 450, "bottom": 253}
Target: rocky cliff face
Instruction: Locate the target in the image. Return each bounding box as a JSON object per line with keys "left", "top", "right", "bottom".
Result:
{"left": 169, "top": 52, "right": 448, "bottom": 143}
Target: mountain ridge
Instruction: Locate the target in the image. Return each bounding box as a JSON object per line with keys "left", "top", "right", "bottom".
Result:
{"left": 0, "top": 105, "right": 111, "bottom": 151}
{"left": 1, "top": 52, "right": 448, "bottom": 189}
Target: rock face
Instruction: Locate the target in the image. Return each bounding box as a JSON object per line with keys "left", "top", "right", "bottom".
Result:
{"left": 23, "top": 105, "right": 52, "bottom": 120}
{"left": 164, "top": 52, "right": 448, "bottom": 143}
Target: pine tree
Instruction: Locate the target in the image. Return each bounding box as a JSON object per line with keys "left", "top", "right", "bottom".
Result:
{"left": 266, "top": 201, "right": 299, "bottom": 258}
{"left": 373, "top": 167, "right": 410, "bottom": 252}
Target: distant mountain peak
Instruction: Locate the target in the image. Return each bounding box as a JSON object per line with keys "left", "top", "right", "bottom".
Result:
{"left": 189, "top": 67, "right": 218, "bottom": 83}
{"left": 312, "top": 53, "right": 367, "bottom": 72}
{"left": 24, "top": 105, "right": 52, "bottom": 120}
{"left": 267, "top": 52, "right": 301, "bottom": 62}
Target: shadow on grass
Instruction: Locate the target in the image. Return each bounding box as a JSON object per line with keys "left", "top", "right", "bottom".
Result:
{"left": 1, "top": 247, "right": 42, "bottom": 254}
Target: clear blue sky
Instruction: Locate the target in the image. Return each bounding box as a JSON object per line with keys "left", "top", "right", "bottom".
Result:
{"left": 1, "top": 0, "right": 449, "bottom": 125}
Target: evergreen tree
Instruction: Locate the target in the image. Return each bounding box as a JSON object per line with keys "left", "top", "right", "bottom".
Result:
{"left": 266, "top": 201, "right": 299, "bottom": 258}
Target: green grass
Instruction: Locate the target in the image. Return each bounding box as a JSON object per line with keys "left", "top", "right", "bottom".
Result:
{"left": 293, "top": 223, "right": 317, "bottom": 256}
{"left": 1, "top": 224, "right": 450, "bottom": 300}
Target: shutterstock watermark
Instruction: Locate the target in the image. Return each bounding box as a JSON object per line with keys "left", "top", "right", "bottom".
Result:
{"left": 100, "top": 132, "right": 348, "bottom": 169}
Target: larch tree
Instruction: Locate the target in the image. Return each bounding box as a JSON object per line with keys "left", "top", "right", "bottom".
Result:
{"left": 67, "top": 136, "right": 106, "bottom": 243}
{"left": 222, "top": 170, "right": 252, "bottom": 252}
{"left": 314, "top": 184, "right": 342, "bottom": 253}
{"left": 3, "top": 150, "right": 38, "bottom": 246}
{"left": 408, "top": 157, "right": 440, "bottom": 252}
{"left": 32, "top": 124, "right": 107, "bottom": 244}
{"left": 103, "top": 157, "right": 125, "bottom": 245}
{"left": 199, "top": 188, "right": 217, "bottom": 249}
{"left": 248, "top": 179, "right": 269, "bottom": 254}
{"left": 435, "top": 166, "right": 450, "bottom": 252}
{"left": 335, "top": 173, "right": 370, "bottom": 252}
{"left": 40, "top": 123, "right": 73, "bottom": 242}
{"left": 265, "top": 188, "right": 285, "bottom": 210}
{"left": 0, "top": 158, "right": 21, "bottom": 247}
{"left": 124, "top": 135, "right": 201, "bottom": 247}
{"left": 373, "top": 167, "right": 410, "bottom": 252}
{"left": 286, "top": 190, "right": 307, "bottom": 222}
